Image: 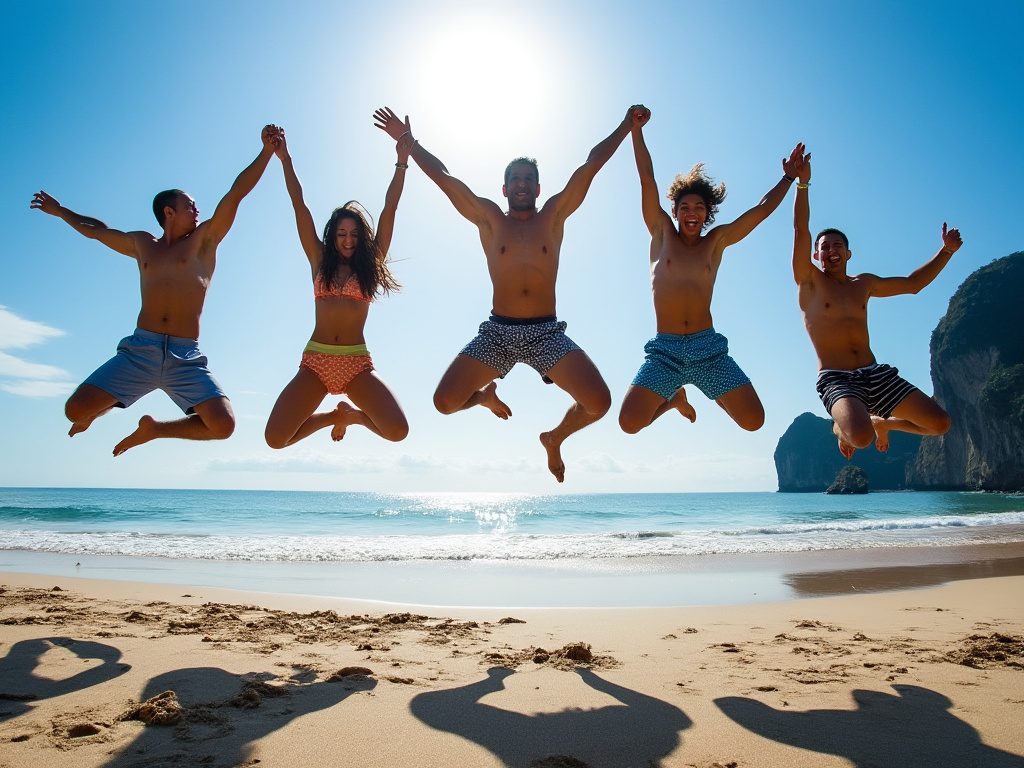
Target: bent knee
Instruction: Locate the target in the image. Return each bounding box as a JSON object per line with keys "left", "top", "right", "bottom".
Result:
{"left": 737, "top": 410, "right": 765, "bottom": 432}
{"left": 381, "top": 419, "right": 410, "bottom": 442}
{"left": 581, "top": 389, "right": 612, "bottom": 419}
{"left": 205, "top": 414, "right": 235, "bottom": 440}
{"left": 931, "top": 410, "right": 952, "bottom": 435}
{"left": 433, "top": 392, "right": 457, "bottom": 415}
{"left": 264, "top": 429, "right": 289, "bottom": 450}
{"left": 618, "top": 409, "right": 646, "bottom": 435}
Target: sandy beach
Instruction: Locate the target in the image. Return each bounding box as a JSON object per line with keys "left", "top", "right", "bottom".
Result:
{"left": 1, "top": 563, "right": 1022, "bottom": 768}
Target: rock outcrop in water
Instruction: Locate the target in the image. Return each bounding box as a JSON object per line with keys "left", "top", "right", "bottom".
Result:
{"left": 826, "top": 465, "right": 869, "bottom": 494}
{"left": 775, "top": 252, "right": 1024, "bottom": 493}
{"left": 909, "top": 252, "right": 1024, "bottom": 491}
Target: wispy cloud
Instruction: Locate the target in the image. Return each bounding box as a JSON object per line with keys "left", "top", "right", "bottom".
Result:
{"left": 207, "top": 449, "right": 547, "bottom": 476}
{"left": 0, "top": 306, "right": 75, "bottom": 398}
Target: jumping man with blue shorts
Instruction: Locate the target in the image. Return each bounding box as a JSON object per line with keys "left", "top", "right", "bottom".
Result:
{"left": 31, "top": 126, "right": 281, "bottom": 455}
{"left": 619, "top": 107, "right": 804, "bottom": 435}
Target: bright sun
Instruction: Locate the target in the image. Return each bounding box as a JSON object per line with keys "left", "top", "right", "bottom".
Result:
{"left": 413, "top": 14, "right": 554, "bottom": 151}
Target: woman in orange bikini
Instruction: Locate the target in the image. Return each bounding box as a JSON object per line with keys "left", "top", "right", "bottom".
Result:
{"left": 264, "top": 120, "right": 414, "bottom": 447}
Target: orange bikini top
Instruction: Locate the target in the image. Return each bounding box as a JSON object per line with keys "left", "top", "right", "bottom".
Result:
{"left": 314, "top": 272, "right": 371, "bottom": 303}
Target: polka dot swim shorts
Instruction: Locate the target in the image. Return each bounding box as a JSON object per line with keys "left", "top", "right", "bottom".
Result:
{"left": 460, "top": 314, "right": 581, "bottom": 382}
{"left": 631, "top": 328, "right": 749, "bottom": 401}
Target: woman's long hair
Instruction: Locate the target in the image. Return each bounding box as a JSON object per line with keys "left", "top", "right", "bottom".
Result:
{"left": 318, "top": 202, "right": 400, "bottom": 298}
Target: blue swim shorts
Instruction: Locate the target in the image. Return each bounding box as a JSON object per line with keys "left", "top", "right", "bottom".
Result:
{"left": 631, "top": 328, "right": 750, "bottom": 401}
{"left": 82, "top": 328, "right": 227, "bottom": 414}
{"left": 460, "top": 314, "right": 581, "bottom": 382}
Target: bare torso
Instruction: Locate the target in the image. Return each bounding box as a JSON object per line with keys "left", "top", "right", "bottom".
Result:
{"left": 799, "top": 270, "right": 877, "bottom": 371}
{"left": 309, "top": 265, "right": 370, "bottom": 346}
{"left": 480, "top": 207, "right": 564, "bottom": 318}
{"left": 133, "top": 227, "right": 217, "bottom": 339}
{"left": 650, "top": 229, "right": 725, "bottom": 335}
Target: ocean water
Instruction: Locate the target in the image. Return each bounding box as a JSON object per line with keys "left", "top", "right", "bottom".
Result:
{"left": 1, "top": 487, "right": 1022, "bottom": 562}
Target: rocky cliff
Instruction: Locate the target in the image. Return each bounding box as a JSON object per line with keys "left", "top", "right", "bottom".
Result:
{"left": 909, "top": 252, "right": 1024, "bottom": 490}
{"left": 775, "top": 412, "right": 921, "bottom": 492}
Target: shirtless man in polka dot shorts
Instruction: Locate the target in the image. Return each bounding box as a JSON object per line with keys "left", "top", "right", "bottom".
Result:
{"left": 377, "top": 106, "right": 644, "bottom": 481}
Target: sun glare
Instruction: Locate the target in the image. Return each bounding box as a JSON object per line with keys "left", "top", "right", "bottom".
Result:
{"left": 413, "top": 14, "right": 555, "bottom": 151}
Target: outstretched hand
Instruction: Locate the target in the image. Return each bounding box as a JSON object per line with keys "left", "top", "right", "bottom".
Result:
{"left": 627, "top": 104, "right": 651, "bottom": 130}
{"left": 30, "top": 190, "right": 61, "bottom": 216}
{"left": 941, "top": 223, "right": 963, "bottom": 254}
{"left": 374, "top": 107, "right": 412, "bottom": 143}
{"left": 784, "top": 143, "right": 811, "bottom": 183}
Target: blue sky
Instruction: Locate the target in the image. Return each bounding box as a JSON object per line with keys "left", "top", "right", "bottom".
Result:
{"left": 2, "top": 0, "right": 1021, "bottom": 492}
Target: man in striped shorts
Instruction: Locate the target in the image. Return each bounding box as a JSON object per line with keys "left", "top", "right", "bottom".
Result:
{"left": 790, "top": 151, "right": 959, "bottom": 458}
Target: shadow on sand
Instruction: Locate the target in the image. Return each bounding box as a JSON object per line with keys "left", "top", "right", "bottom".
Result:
{"left": 716, "top": 684, "right": 1024, "bottom": 767}
{"left": 100, "top": 666, "right": 375, "bottom": 768}
{"left": 0, "top": 637, "right": 130, "bottom": 721}
{"left": 410, "top": 666, "right": 690, "bottom": 767}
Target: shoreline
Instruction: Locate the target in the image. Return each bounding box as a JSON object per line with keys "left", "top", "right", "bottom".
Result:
{"left": 4, "top": 540, "right": 1024, "bottom": 609}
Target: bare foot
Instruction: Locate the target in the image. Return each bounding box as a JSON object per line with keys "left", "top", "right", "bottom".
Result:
{"left": 832, "top": 421, "right": 855, "bottom": 460}
{"left": 68, "top": 417, "right": 95, "bottom": 437}
{"left": 669, "top": 390, "right": 696, "bottom": 423}
{"left": 330, "top": 401, "right": 358, "bottom": 442}
{"left": 113, "top": 415, "right": 159, "bottom": 456}
{"left": 539, "top": 431, "right": 565, "bottom": 483}
{"left": 479, "top": 381, "right": 512, "bottom": 420}
{"left": 871, "top": 416, "right": 890, "bottom": 452}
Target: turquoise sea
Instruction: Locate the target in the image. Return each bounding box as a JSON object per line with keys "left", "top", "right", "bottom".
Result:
{"left": 2, "top": 488, "right": 1022, "bottom": 606}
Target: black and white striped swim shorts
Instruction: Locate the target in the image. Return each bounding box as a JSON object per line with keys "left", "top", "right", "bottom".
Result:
{"left": 815, "top": 362, "right": 917, "bottom": 419}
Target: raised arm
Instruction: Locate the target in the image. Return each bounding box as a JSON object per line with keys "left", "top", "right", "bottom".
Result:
{"left": 30, "top": 191, "right": 141, "bottom": 258}
{"left": 629, "top": 107, "right": 673, "bottom": 238}
{"left": 869, "top": 224, "right": 963, "bottom": 297}
{"left": 374, "top": 131, "right": 416, "bottom": 256}
{"left": 718, "top": 143, "right": 804, "bottom": 248}
{"left": 373, "top": 107, "right": 498, "bottom": 226}
{"left": 204, "top": 125, "right": 279, "bottom": 245}
{"left": 791, "top": 150, "right": 813, "bottom": 285}
{"left": 548, "top": 106, "right": 636, "bottom": 221}
{"left": 272, "top": 128, "right": 321, "bottom": 264}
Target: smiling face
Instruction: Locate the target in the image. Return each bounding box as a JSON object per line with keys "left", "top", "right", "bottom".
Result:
{"left": 814, "top": 232, "right": 852, "bottom": 273}
{"left": 503, "top": 163, "right": 540, "bottom": 212}
{"left": 334, "top": 216, "right": 360, "bottom": 258}
{"left": 673, "top": 194, "right": 708, "bottom": 237}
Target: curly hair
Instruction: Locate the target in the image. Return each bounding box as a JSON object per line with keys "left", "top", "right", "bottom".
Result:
{"left": 665, "top": 164, "right": 726, "bottom": 229}
{"left": 318, "top": 202, "right": 400, "bottom": 299}
{"left": 504, "top": 156, "right": 539, "bottom": 186}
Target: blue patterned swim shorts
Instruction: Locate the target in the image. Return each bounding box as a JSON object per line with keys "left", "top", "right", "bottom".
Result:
{"left": 460, "top": 314, "right": 581, "bottom": 382}
{"left": 631, "top": 328, "right": 750, "bottom": 401}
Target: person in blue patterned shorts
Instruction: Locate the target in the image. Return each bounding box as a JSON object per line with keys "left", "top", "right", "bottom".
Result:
{"left": 376, "top": 106, "right": 643, "bottom": 482}
{"left": 619, "top": 107, "right": 804, "bottom": 435}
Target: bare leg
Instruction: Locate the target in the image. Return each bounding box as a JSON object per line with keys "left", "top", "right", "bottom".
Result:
{"left": 619, "top": 385, "right": 695, "bottom": 434}
{"left": 64, "top": 384, "right": 119, "bottom": 437}
{"left": 335, "top": 370, "right": 409, "bottom": 442}
{"left": 715, "top": 383, "right": 765, "bottom": 432}
{"left": 872, "top": 390, "right": 951, "bottom": 451}
{"left": 265, "top": 369, "right": 331, "bottom": 448}
{"left": 113, "top": 397, "right": 235, "bottom": 456}
{"left": 829, "top": 396, "right": 875, "bottom": 459}
{"left": 433, "top": 355, "right": 511, "bottom": 419}
{"left": 539, "top": 350, "right": 612, "bottom": 483}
